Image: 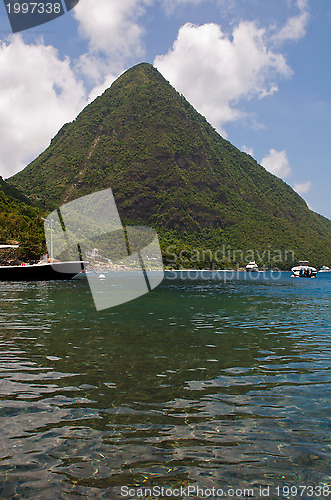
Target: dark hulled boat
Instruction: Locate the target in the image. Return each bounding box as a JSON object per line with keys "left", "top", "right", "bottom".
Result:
{"left": 0, "top": 261, "right": 86, "bottom": 281}
{"left": 0, "top": 245, "right": 86, "bottom": 281}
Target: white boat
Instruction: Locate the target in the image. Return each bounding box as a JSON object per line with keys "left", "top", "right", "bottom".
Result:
{"left": 319, "top": 265, "right": 331, "bottom": 273}
{"left": 246, "top": 260, "right": 259, "bottom": 272}
{"left": 291, "top": 261, "right": 317, "bottom": 278}
{"left": 0, "top": 245, "right": 87, "bottom": 281}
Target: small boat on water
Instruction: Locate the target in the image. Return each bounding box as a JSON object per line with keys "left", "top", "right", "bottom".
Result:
{"left": 0, "top": 245, "right": 87, "bottom": 281}
{"left": 319, "top": 265, "right": 331, "bottom": 273}
{"left": 291, "top": 261, "right": 317, "bottom": 278}
{"left": 246, "top": 260, "right": 259, "bottom": 272}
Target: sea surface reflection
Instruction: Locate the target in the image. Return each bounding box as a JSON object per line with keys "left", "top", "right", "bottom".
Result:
{"left": 0, "top": 273, "right": 330, "bottom": 498}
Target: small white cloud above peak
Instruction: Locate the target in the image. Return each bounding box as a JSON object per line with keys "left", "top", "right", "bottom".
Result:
{"left": 73, "top": 0, "right": 150, "bottom": 83}
{"left": 74, "top": 0, "right": 148, "bottom": 57}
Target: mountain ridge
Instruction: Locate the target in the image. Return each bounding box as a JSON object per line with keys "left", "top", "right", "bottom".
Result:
{"left": 8, "top": 63, "right": 331, "bottom": 268}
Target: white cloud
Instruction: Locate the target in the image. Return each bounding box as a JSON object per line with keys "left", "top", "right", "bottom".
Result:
{"left": 294, "top": 180, "right": 312, "bottom": 195}
{"left": 0, "top": 36, "right": 86, "bottom": 178}
{"left": 74, "top": 0, "right": 147, "bottom": 56}
{"left": 154, "top": 22, "right": 292, "bottom": 132}
{"left": 261, "top": 149, "right": 292, "bottom": 179}
{"left": 73, "top": 0, "right": 151, "bottom": 81}
{"left": 273, "top": 0, "right": 309, "bottom": 43}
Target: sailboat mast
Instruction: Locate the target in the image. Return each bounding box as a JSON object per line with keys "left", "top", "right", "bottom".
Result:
{"left": 50, "top": 218, "right": 53, "bottom": 261}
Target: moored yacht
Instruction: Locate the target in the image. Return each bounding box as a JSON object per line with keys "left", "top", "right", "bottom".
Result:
{"left": 245, "top": 260, "right": 259, "bottom": 272}
{"left": 319, "top": 265, "right": 331, "bottom": 273}
{"left": 291, "top": 261, "right": 317, "bottom": 278}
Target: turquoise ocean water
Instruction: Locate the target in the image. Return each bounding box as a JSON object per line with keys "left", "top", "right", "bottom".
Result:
{"left": 0, "top": 271, "right": 330, "bottom": 499}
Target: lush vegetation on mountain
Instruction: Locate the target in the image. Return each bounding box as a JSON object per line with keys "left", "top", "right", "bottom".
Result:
{"left": 8, "top": 63, "right": 331, "bottom": 269}
{"left": 0, "top": 179, "right": 45, "bottom": 260}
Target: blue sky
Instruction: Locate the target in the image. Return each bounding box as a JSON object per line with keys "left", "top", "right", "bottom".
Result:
{"left": 0, "top": 0, "right": 330, "bottom": 219}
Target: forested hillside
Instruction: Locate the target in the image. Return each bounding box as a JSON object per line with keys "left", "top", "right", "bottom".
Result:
{"left": 0, "top": 178, "right": 44, "bottom": 259}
